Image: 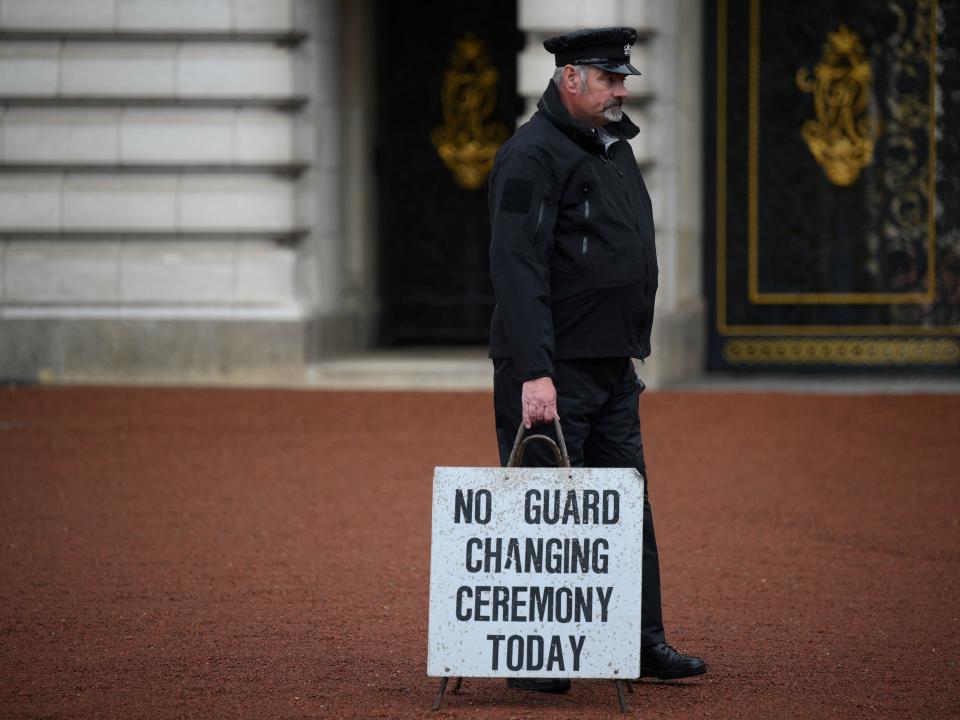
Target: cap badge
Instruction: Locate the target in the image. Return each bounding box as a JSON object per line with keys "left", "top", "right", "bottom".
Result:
{"left": 624, "top": 43, "right": 632, "bottom": 56}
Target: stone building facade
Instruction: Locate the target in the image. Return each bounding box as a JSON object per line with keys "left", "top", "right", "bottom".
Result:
{"left": 0, "top": 0, "right": 705, "bottom": 387}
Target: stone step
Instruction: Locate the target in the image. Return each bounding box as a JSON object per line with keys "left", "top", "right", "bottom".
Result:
{"left": 307, "top": 349, "right": 493, "bottom": 391}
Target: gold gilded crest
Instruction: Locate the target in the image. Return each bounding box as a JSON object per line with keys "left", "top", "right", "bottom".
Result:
{"left": 796, "top": 24, "right": 878, "bottom": 186}
{"left": 431, "top": 34, "right": 509, "bottom": 190}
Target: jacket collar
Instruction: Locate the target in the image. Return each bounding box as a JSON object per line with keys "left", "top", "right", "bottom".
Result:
{"left": 536, "top": 80, "right": 639, "bottom": 147}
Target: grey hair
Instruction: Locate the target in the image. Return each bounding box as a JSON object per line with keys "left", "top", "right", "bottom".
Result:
{"left": 552, "top": 64, "right": 590, "bottom": 93}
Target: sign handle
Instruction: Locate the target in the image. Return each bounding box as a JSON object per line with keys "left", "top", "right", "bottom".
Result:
{"left": 507, "top": 417, "right": 571, "bottom": 468}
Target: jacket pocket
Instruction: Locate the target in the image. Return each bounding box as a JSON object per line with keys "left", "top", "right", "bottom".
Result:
{"left": 529, "top": 184, "right": 556, "bottom": 243}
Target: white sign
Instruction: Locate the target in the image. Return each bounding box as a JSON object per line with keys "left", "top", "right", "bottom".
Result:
{"left": 427, "top": 466, "right": 644, "bottom": 679}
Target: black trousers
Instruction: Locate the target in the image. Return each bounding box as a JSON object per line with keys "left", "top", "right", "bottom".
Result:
{"left": 493, "top": 356, "right": 666, "bottom": 648}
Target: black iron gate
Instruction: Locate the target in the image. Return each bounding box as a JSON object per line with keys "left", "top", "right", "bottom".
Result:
{"left": 374, "top": 1, "right": 520, "bottom": 345}
{"left": 705, "top": 0, "right": 959, "bottom": 373}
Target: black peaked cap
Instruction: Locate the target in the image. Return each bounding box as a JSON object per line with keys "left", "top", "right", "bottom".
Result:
{"left": 543, "top": 26, "right": 640, "bottom": 75}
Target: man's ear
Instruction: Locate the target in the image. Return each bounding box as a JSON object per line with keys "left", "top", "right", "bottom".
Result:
{"left": 562, "top": 65, "right": 581, "bottom": 94}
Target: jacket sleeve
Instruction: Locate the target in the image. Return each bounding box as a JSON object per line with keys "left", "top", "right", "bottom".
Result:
{"left": 488, "top": 148, "right": 559, "bottom": 381}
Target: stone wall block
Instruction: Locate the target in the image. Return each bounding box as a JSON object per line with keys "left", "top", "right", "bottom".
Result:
{"left": 309, "top": 39, "right": 338, "bottom": 104}
{"left": 519, "top": 0, "right": 621, "bottom": 31}
{"left": 62, "top": 175, "right": 177, "bottom": 230}
{"left": 0, "top": 320, "right": 56, "bottom": 377}
{"left": 643, "top": 169, "right": 663, "bottom": 232}
{"left": 116, "top": 0, "right": 231, "bottom": 31}
{"left": 61, "top": 43, "right": 176, "bottom": 96}
{"left": 220, "top": 320, "right": 306, "bottom": 378}
{"left": 674, "top": 227, "right": 702, "bottom": 304}
{"left": 620, "top": 0, "right": 652, "bottom": 30}
{"left": 308, "top": 0, "right": 339, "bottom": 41}
{"left": 653, "top": 165, "right": 678, "bottom": 306}
{"left": 519, "top": 0, "right": 579, "bottom": 29}
{"left": 0, "top": 44, "right": 59, "bottom": 96}
{"left": 234, "top": 110, "right": 293, "bottom": 162}
{"left": 517, "top": 47, "right": 554, "bottom": 98}
{"left": 120, "top": 109, "right": 233, "bottom": 162}
{"left": 575, "top": 0, "right": 619, "bottom": 26}
{"left": 233, "top": 0, "right": 293, "bottom": 31}
{"left": 120, "top": 239, "right": 235, "bottom": 303}
{"left": 314, "top": 106, "right": 342, "bottom": 168}
{"left": 0, "top": 175, "right": 61, "bottom": 229}
{"left": 4, "top": 240, "right": 121, "bottom": 303}
{"left": 2, "top": 109, "right": 119, "bottom": 162}
{"left": 0, "top": 239, "right": 5, "bottom": 301}
{"left": 0, "top": 0, "right": 115, "bottom": 30}
{"left": 178, "top": 175, "right": 293, "bottom": 231}
{"left": 177, "top": 45, "right": 293, "bottom": 97}
{"left": 620, "top": 0, "right": 676, "bottom": 33}
{"left": 639, "top": 298, "right": 706, "bottom": 387}
{"left": 642, "top": 1, "right": 677, "bottom": 36}
{"left": 292, "top": 115, "right": 315, "bottom": 165}
{"left": 642, "top": 34, "right": 679, "bottom": 100}
{"left": 640, "top": 97, "right": 678, "bottom": 169}
{"left": 234, "top": 240, "right": 297, "bottom": 305}
{"left": 298, "top": 170, "right": 339, "bottom": 235}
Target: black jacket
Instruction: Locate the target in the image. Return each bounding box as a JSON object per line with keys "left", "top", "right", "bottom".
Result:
{"left": 488, "top": 81, "right": 659, "bottom": 381}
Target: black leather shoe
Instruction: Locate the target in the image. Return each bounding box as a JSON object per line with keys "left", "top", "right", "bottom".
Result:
{"left": 506, "top": 678, "right": 571, "bottom": 693}
{"left": 640, "top": 643, "right": 707, "bottom": 679}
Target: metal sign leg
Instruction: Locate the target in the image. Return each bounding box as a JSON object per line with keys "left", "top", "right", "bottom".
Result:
{"left": 432, "top": 677, "right": 449, "bottom": 711}
{"left": 615, "top": 679, "right": 630, "bottom": 713}
{"left": 432, "top": 677, "right": 463, "bottom": 710}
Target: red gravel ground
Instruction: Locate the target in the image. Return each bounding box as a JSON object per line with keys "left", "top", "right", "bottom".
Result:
{"left": 1, "top": 386, "right": 958, "bottom": 719}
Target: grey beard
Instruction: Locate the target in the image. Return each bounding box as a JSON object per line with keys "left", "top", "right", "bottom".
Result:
{"left": 602, "top": 106, "right": 623, "bottom": 122}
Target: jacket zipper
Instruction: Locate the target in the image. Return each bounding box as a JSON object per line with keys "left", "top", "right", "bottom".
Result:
{"left": 603, "top": 157, "right": 624, "bottom": 177}
{"left": 582, "top": 191, "right": 590, "bottom": 255}
{"left": 605, "top": 141, "right": 625, "bottom": 176}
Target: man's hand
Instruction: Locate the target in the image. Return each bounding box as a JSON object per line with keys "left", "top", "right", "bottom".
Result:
{"left": 521, "top": 377, "right": 558, "bottom": 429}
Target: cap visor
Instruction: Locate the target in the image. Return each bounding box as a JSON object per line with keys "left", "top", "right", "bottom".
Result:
{"left": 590, "top": 61, "right": 641, "bottom": 75}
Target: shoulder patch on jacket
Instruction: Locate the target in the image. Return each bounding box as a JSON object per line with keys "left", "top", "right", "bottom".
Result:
{"left": 500, "top": 178, "right": 534, "bottom": 213}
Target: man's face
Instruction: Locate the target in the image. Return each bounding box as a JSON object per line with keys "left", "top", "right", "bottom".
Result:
{"left": 569, "top": 66, "right": 629, "bottom": 127}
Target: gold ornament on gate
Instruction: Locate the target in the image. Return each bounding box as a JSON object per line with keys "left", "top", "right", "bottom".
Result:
{"left": 431, "top": 34, "right": 509, "bottom": 190}
{"left": 796, "top": 24, "right": 878, "bottom": 186}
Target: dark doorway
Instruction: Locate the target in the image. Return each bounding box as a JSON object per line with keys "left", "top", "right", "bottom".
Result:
{"left": 374, "top": 0, "right": 521, "bottom": 345}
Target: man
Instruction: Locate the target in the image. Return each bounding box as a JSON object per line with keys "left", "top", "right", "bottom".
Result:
{"left": 488, "top": 27, "right": 706, "bottom": 693}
